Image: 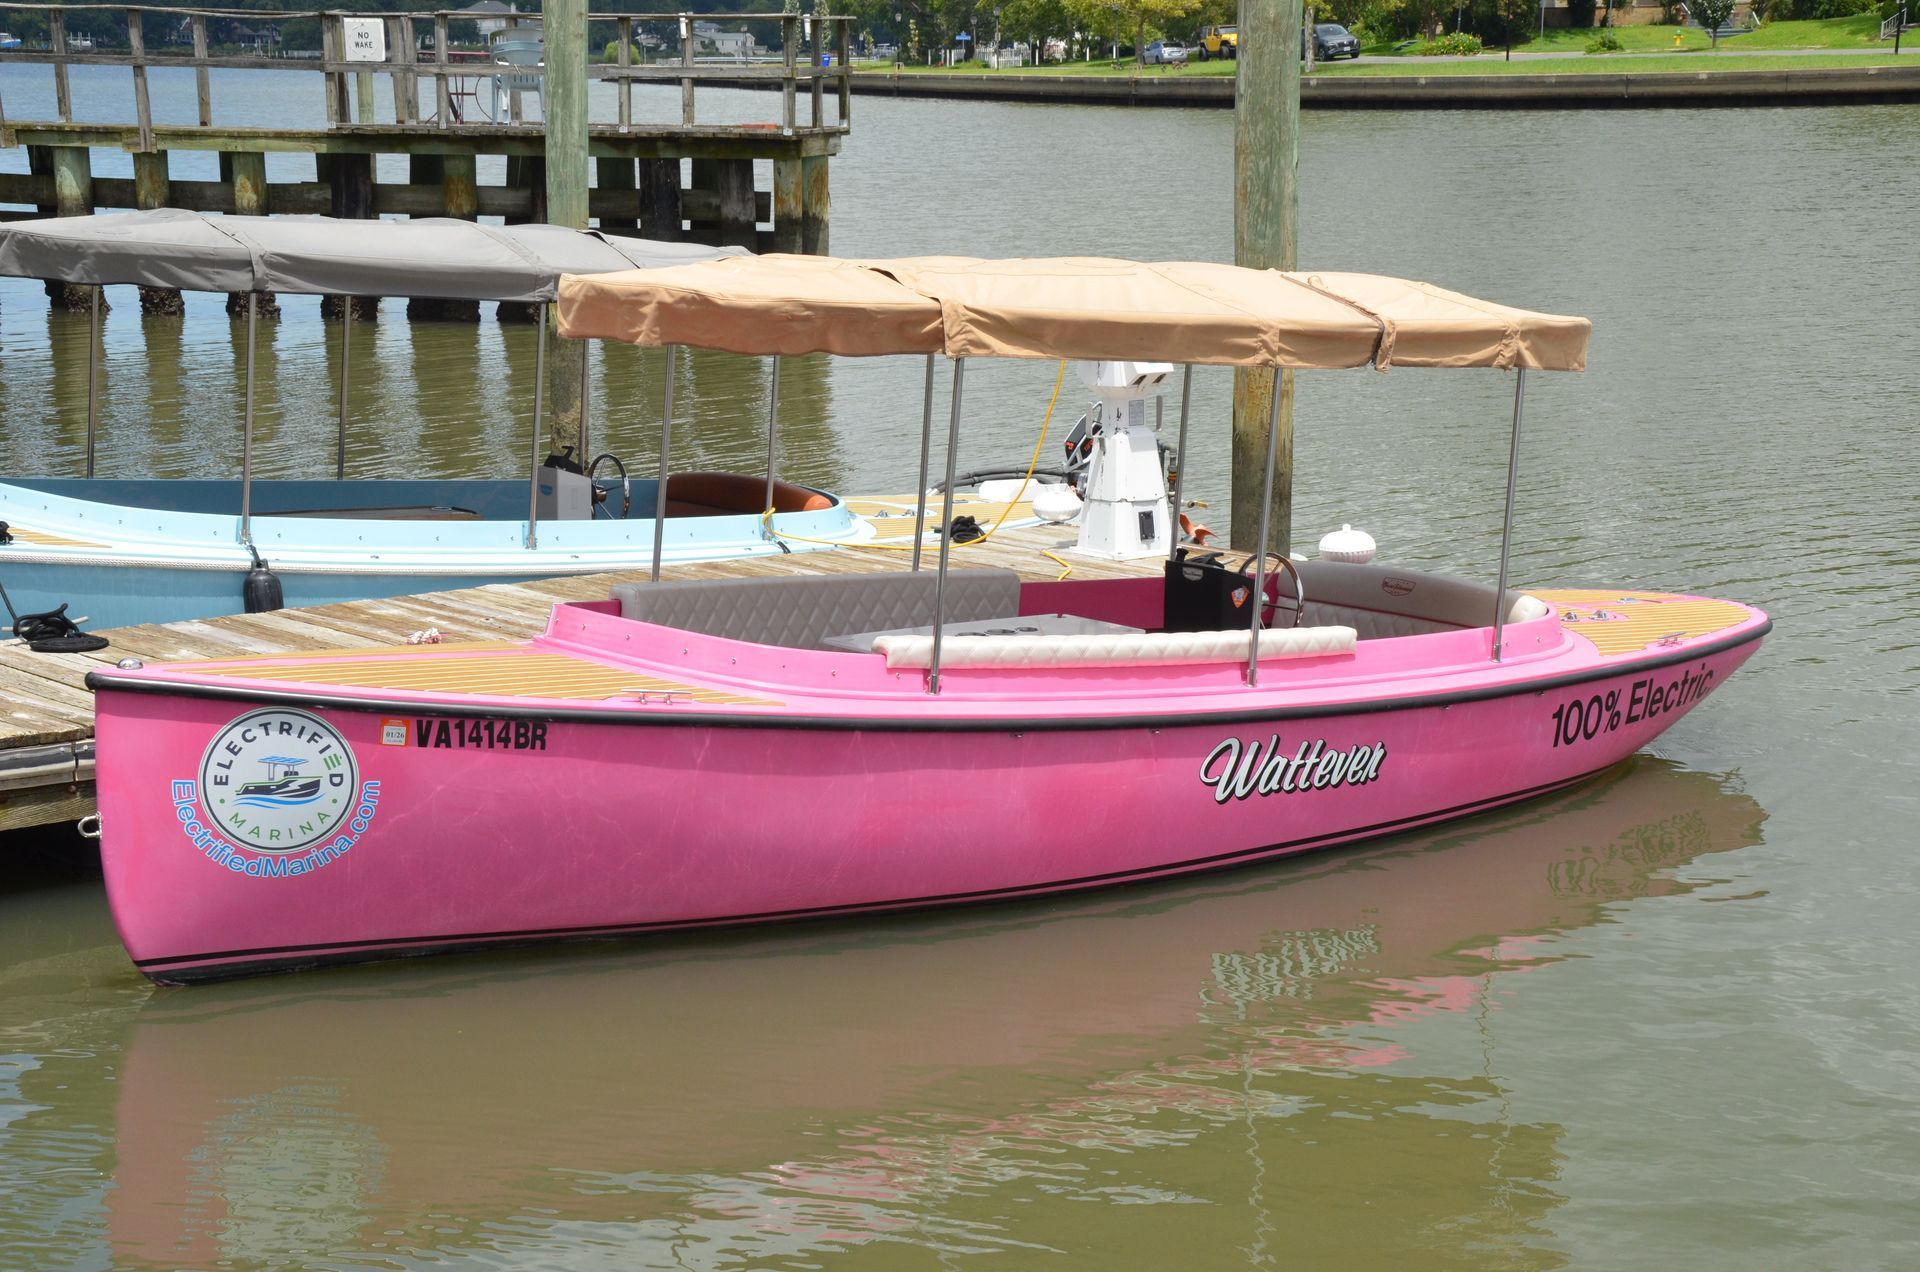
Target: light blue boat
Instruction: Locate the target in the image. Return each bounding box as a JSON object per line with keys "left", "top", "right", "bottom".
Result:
{"left": 0, "top": 475, "right": 868, "bottom": 631}
{"left": 0, "top": 211, "right": 871, "bottom": 634}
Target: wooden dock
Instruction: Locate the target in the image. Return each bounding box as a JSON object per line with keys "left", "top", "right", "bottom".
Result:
{"left": 0, "top": 5, "right": 852, "bottom": 257}
{"left": 0, "top": 508, "right": 1161, "bottom": 835}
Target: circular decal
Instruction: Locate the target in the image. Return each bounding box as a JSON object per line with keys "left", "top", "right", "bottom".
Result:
{"left": 197, "top": 708, "right": 360, "bottom": 853}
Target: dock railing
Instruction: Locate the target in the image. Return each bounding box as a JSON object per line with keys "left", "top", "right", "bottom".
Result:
{"left": 0, "top": 4, "right": 855, "bottom": 141}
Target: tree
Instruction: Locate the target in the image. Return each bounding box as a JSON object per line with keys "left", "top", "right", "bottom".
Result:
{"left": 1001, "top": 0, "right": 1075, "bottom": 59}
{"left": 1064, "top": 0, "right": 1199, "bottom": 63}
{"left": 1690, "top": 0, "right": 1735, "bottom": 41}
{"left": 1474, "top": 0, "right": 1535, "bottom": 51}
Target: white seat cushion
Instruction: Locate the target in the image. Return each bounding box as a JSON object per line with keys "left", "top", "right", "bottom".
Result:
{"left": 873, "top": 625, "right": 1357, "bottom": 671}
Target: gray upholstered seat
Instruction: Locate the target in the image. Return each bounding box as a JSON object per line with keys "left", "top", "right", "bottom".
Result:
{"left": 610, "top": 568, "right": 1024, "bottom": 650}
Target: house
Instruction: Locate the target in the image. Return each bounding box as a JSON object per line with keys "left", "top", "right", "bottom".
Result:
{"left": 692, "top": 20, "right": 756, "bottom": 58}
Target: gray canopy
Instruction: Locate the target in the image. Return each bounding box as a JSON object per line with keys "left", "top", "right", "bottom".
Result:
{"left": 0, "top": 208, "right": 745, "bottom": 302}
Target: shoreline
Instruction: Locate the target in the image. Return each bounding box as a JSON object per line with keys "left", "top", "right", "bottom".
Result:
{"left": 714, "top": 63, "right": 1920, "bottom": 108}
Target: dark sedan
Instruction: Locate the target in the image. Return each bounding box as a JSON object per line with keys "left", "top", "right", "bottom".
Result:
{"left": 1310, "top": 23, "right": 1360, "bottom": 60}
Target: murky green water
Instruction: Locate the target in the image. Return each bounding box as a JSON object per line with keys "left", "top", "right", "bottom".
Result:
{"left": 4, "top": 70, "right": 1920, "bottom": 1268}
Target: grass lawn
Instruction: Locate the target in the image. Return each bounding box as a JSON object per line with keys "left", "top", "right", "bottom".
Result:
{"left": 1399, "top": 14, "right": 1898, "bottom": 56}
{"left": 852, "top": 57, "right": 1238, "bottom": 76}
{"left": 1313, "top": 50, "right": 1916, "bottom": 74}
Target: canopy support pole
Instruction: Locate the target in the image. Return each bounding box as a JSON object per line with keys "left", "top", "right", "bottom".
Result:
{"left": 1491, "top": 368, "right": 1527, "bottom": 662}
{"left": 336, "top": 301, "right": 350, "bottom": 480}
{"left": 239, "top": 291, "right": 257, "bottom": 547}
{"left": 651, "top": 344, "right": 678, "bottom": 583}
{"left": 1245, "top": 369, "right": 1284, "bottom": 688}
{"left": 578, "top": 336, "right": 592, "bottom": 463}
{"left": 761, "top": 356, "right": 780, "bottom": 540}
{"left": 84, "top": 285, "right": 101, "bottom": 479}
{"left": 927, "top": 358, "right": 966, "bottom": 695}
{"left": 1166, "top": 365, "right": 1194, "bottom": 563}
{"left": 911, "top": 354, "right": 936, "bottom": 572}
{"left": 525, "top": 302, "right": 548, "bottom": 551}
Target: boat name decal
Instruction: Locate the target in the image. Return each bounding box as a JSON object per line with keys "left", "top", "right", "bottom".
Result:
{"left": 1549, "top": 662, "right": 1714, "bottom": 747}
{"left": 175, "top": 706, "right": 381, "bottom": 876}
{"left": 1200, "top": 735, "right": 1387, "bottom": 805}
{"left": 387, "top": 717, "right": 551, "bottom": 751}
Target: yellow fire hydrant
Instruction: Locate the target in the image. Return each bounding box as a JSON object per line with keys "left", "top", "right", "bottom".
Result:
{"left": 1673, "top": 30, "right": 1685, "bottom": 46}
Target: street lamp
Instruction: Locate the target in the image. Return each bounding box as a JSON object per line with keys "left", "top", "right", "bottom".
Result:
{"left": 894, "top": 9, "right": 901, "bottom": 66}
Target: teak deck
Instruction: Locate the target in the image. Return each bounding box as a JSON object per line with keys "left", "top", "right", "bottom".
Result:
{"left": 0, "top": 506, "right": 1157, "bottom": 834}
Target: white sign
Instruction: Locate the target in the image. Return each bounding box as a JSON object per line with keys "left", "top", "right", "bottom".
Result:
{"left": 341, "top": 17, "right": 388, "bottom": 63}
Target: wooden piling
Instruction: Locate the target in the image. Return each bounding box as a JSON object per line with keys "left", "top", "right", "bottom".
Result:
{"left": 716, "top": 160, "right": 757, "bottom": 248}
{"left": 541, "top": 0, "right": 589, "bottom": 464}
{"left": 49, "top": 147, "right": 96, "bottom": 312}
{"left": 641, "top": 159, "right": 684, "bottom": 241}
{"left": 1230, "top": 0, "right": 1303, "bottom": 557}
{"left": 132, "top": 152, "right": 183, "bottom": 317}
{"left": 596, "top": 158, "right": 638, "bottom": 232}
{"left": 221, "top": 151, "right": 276, "bottom": 318}
{"left": 800, "top": 155, "right": 831, "bottom": 255}
{"left": 771, "top": 158, "right": 804, "bottom": 253}
{"left": 442, "top": 153, "right": 478, "bottom": 220}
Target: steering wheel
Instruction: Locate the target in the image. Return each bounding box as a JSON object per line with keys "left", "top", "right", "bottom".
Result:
{"left": 587, "top": 452, "right": 631, "bottom": 520}
{"left": 1243, "top": 552, "right": 1306, "bottom": 629}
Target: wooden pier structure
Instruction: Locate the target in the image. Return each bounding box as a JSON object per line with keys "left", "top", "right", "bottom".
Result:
{"left": 0, "top": 4, "right": 852, "bottom": 257}
{"left": 0, "top": 506, "right": 1162, "bottom": 836}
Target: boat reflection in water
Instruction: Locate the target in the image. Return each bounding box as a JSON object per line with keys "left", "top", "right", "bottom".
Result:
{"left": 108, "top": 758, "right": 1765, "bottom": 1268}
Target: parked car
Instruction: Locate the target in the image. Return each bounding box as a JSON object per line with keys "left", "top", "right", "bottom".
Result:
{"left": 1144, "top": 40, "right": 1188, "bottom": 65}
{"left": 1194, "top": 24, "right": 1237, "bottom": 60}
{"left": 1309, "top": 22, "right": 1361, "bottom": 60}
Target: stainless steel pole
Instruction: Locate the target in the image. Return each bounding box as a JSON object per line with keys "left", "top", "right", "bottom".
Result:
{"left": 1491, "top": 368, "right": 1527, "bottom": 662}
{"left": 762, "top": 356, "right": 781, "bottom": 539}
{"left": 84, "top": 285, "right": 101, "bottom": 478}
{"left": 240, "top": 291, "right": 257, "bottom": 545}
{"left": 525, "top": 304, "right": 549, "bottom": 550}
{"left": 578, "top": 336, "right": 592, "bottom": 462}
{"left": 1166, "top": 365, "right": 1193, "bottom": 563}
{"left": 910, "top": 353, "right": 936, "bottom": 571}
{"left": 650, "top": 344, "right": 678, "bottom": 582}
{"left": 928, "top": 358, "right": 965, "bottom": 695}
{"left": 1244, "top": 370, "right": 1284, "bottom": 688}
{"left": 336, "top": 302, "right": 351, "bottom": 480}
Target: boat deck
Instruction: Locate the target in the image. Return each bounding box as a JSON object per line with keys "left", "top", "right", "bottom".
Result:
{"left": 0, "top": 500, "right": 1149, "bottom": 832}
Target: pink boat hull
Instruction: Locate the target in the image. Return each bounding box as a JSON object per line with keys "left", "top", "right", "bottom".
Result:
{"left": 90, "top": 586, "right": 1766, "bottom": 981}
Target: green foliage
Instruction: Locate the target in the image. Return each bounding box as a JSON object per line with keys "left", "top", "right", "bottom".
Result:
{"left": 1691, "top": 0, "right": 1738, "bottom": 32}
{"left": 1568, "top": 0, "right": 1598, "bottom": 24}
{"left": 1417, "top": 30, "right": 1483, "bottom": 51}
{"left": 1585, "top": 29, "right": 1626, "bottom": 48}
{"left": 1472, "top": 0, "right": 1537, "bottom": 45}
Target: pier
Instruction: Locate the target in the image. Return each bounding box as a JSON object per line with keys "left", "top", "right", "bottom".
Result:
{"left": 0, "top": 504, "right": 1163, "bottom": 835}
{"left": 0, "top": 5, "right": 852, "bottom": 253}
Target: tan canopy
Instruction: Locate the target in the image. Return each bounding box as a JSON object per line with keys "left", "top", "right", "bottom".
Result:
{"left": 556, "top": 254, "right": 1589, "bottom": 371}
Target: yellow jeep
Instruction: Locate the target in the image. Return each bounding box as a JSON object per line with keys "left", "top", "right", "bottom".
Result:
{"left": 1195, "top": 24, "right": 1238, "bottom": 60}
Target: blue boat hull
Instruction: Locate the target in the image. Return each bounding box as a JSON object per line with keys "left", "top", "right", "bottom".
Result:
{"left": 0, "top": 477, "right": 872, "bottom": 633}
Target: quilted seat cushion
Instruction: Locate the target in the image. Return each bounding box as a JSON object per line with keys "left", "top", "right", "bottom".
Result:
{"left": 612, "top": 568, "right": 1023, "bottom": 650}
{"left": 873, "top": 625, "right": 1357, "bottom": 671}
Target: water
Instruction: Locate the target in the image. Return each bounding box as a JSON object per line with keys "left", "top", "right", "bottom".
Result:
{"left": 4, "top": 69, "right": 1920, "bottom": 1268}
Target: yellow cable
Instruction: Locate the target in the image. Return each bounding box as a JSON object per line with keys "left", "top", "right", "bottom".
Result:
{"left": 760, "top": 359, "right": 1069, "bottom": 554}
{"left": 1040, "top": 550, "right": 1074, "bottom": 581}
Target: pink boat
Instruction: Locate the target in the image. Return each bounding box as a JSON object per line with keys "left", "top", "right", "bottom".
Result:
{"left": 87, "top": 256, "right": 1769, "bottom": 981}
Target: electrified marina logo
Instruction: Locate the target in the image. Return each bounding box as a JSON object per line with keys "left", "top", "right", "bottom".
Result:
{"left": 171, "top": 708, "right": 381, "bottom": 877}
{"left": 1200, "top": 735, "right": 1387, "bottom": 804}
